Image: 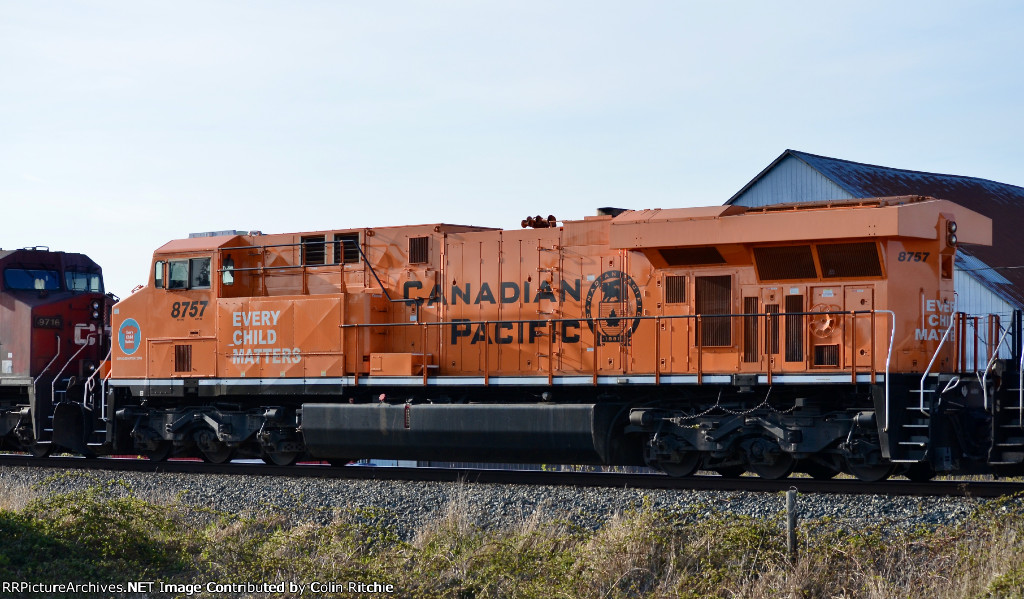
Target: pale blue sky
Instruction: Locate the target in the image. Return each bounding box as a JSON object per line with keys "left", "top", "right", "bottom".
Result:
{"left": 1, "top": 1, "right": 1021, "bottom": 297}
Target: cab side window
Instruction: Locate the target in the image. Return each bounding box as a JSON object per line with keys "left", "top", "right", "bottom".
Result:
{"left": 154, "top": 261, "right": 165, "bottom": 289}
{"left": 190, "top": 258, "right": 211, "bottom": 289}
{"left": 167, "top": 261, "right": 188, "bottom": 289}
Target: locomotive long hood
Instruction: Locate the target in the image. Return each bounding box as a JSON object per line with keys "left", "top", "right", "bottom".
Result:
{"left": 608, "top": 196, "right": 992, "bottom": 249}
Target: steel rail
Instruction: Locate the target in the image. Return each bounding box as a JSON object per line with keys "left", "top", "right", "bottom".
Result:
{"left": 0, "top": 455, "right": 1020, "bottom": 498}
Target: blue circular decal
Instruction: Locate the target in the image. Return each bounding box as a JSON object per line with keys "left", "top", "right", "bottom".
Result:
{"left": 118, "top": 318, "right": 142, "bottom": 356}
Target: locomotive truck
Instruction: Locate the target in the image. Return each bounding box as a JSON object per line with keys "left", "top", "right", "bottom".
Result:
{"left": 17, "top": 196, "right": 1024, "bottom": 481}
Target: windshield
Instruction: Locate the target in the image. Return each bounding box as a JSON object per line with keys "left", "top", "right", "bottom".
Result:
{"left": 3, "top": 268, "right": 61, "bottom": 290}
{"left": 65, "top": 270, "right": 103, "bottom": 293}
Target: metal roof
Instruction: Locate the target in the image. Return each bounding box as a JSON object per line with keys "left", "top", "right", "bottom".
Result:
{"left": 729, "top": 150, "right": 1024, "bottom": 308}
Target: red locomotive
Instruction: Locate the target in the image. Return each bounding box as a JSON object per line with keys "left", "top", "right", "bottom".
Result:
{"left": 0, "top": 247, "right": 111, "bottom": 456}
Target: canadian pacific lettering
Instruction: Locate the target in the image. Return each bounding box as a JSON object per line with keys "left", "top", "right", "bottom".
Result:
{"left": 403, "top": 279, "right": 580, "bottom": 306}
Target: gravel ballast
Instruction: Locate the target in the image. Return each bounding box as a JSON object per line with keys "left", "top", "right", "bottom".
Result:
{"left": 0, "top": 466, "right": 987, "bottom": 538}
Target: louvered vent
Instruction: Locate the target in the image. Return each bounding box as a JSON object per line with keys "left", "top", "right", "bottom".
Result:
{"left": 814, "top": 344, "right": 840, "bottom": 367}
{"left": 784, "top": 295, "right": 804, "bottom": 362}
{"left": 333, "top": 233, "right": 360, "bottom": 264}
{"left": 817, "top": 242, "right": 882, "bottom": 278}
{"left": 301, "top": 235, "right": 326, "bottom": 265}
{"left": 753, "top": 246, "right": 817, "bottom": 280}
{"left": 660, "top": 247, "right": 726, "bottom": 266}
{"left": 695, "top": 275, "right": 732, "bottom": 347}
{"left": 174, "top": 344, "right": 192, "bottom": 373}
{"left": 665, "top": 276, "right": 686, "bottom": 304}
{"left": 409, "top": 237, "right": 429, "bottom": 264}
{"left": 743, "top": 296, "right": 759, "bottom": 363}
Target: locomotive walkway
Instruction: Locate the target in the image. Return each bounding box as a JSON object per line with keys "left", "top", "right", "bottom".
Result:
{"left": 0, "top": 454, "right": 1019, "bottom": 498}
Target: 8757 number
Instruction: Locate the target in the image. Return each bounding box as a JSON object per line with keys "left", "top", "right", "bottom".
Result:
{"left": 171, "top": 301, "right": 208, "bottom": 318}
{"left": 897, "top": 251, "right": 929, "bottom": 262}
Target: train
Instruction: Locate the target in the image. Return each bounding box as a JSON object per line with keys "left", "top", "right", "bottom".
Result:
{"left": 5, "top": 195, "right": 1024, "bottom": 482}
{"left": 0, "top": 247, "right": 112, "bottom": 456}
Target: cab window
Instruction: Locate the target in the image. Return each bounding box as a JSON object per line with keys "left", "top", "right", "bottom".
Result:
{"left": 154, "top": 261, "right": 165, "bottom": 289}
{"left": 65, "top": 269, "right": 103, "bottom": 293}
{"left": 3, "top": 268, "right": 61, "bottom": 291}
{"left": 166, "top": 258, "right": 211, "bottom": 290}
{"left": 167, "top": 261, "right": 189, "bottom": 289}
{"left": 190, "top": 258, "right": 211, "bottom": 289}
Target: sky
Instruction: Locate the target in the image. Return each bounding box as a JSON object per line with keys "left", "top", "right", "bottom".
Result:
{"left": 1, "top": 1, "right": 1022, "bottom": 298}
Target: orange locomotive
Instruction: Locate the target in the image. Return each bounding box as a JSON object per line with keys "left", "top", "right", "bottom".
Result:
{"left": 95, "top": 196, "right": 1022, "bottom": 480}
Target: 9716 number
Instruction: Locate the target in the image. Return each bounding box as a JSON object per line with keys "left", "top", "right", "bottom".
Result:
{"left": 897, "top": 251, "right": 929, "bottom": 262}
{"left": 171, "top": 301, "right": 208, "bottom": 318}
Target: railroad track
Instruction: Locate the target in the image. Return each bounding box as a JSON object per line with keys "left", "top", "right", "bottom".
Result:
{"left": 1, "top": 454, "right": 1021, "bottom": 498}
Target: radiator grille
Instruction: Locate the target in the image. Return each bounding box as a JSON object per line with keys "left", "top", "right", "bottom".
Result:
{"left": 814, "top": 344, "right": 840, "bottom": 367}
{"left": 753, "top": 246, "right": 817, "bottom": 280}
{"left": 174, "top": 344, "right": 192, "bottom": 373}
{"left": 409, "top": 237, "right": 429, "bottom": 264}
{"left": 665, "top": 276, "right": 686, "bottom": 304}
{"left": 695, "top": 275, "right": 732, "bottom": 347}
{"left": 784, "top": 295, "right": 804, "bottom": 362}
{"left": 817, "top": 242, "right": 881, "bottom": 278}
{"left": 743, "top": 296, "right": 759, "bottom": 363}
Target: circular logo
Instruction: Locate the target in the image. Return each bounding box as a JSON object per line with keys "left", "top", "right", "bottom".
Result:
{"left": 584, "top": 270, "right": 643, "bottom": 346}
{"left": 118, "top": 318, "right": 142, "bottom": 356}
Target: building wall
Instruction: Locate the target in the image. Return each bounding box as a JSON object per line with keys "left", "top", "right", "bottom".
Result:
{"left": 731, "top": 155, "right": 854, "bottom": 207}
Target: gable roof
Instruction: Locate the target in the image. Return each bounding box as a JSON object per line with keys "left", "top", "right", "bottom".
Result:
{"left": 728, "top": 149, "right": 1024, "bottom": 308}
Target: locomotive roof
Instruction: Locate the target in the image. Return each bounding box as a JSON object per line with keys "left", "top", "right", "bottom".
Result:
{"left": 610, "top": 196, "right": 990, "bottom": 249}
{"left": 0, "top": 247, "right": 101, "bottom": 269}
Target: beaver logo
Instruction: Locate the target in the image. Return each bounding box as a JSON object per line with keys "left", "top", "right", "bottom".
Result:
{"left": 584, "top": 271, "right": 643, "bottom": 345}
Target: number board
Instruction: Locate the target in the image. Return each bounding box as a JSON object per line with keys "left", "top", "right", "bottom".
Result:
{"left": 34, "top": 316, "right": 63, "bottom": 329}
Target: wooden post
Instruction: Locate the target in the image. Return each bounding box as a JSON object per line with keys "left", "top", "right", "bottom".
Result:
{"left": 786, "top": 488, "right": 798, "bottom": 558}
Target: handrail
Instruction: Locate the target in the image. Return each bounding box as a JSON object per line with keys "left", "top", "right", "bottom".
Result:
{"left": 50, "top": 333, "right": 97, "bottom": 405}
{"left": 877, "top": 310, "right": 896, "bottom": 432}
{"left": 335, "top": 309, "right": 895, "bottom": 389}
{"left": 218, "top": 239, "right": 416, "bottom": 304}
{"left": 1019, "top": 330, "right": 1024, "bottom": 427}
{"left": 979, "top": 319, "right": 1013, "bottom": 411}
{"left": 917, "top": 307, "right": 958, "bottom": 418}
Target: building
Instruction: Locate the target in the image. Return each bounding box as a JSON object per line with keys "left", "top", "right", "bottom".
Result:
{"left": 727, "top": 149, "right": 1024, "bottom": 360}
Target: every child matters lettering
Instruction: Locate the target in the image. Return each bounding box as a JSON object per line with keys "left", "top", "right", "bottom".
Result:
{"left": 229, "top": 310, "right": 301, "bottom": 364}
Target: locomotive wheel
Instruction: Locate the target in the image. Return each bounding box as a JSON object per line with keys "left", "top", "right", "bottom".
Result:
{"left": 846, "top": 461, "right": 893, "bottom": 482}
{"left": 714, "top": 466, "right": 746, "bottom": 478}
{"left": 261, "top": 451, "right": 300, "bottom": 466}
{"left": 659, "top": 452, "right": 701, "bottom": 477}
{"left": 199, "top": 445, "right": 234, "bottom": 464}
{"left": 142, "top": 442, "right": 173, "bottom": 462}
{"left": 749, "top": 453, "right": 795, "bottom": 480}
{"left": 194, "top": 430, "right": 234, "bottom": 464}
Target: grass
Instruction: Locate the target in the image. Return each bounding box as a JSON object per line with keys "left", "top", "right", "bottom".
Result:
{"left": 1, "top": 474, "right": 1024, "bottom": 598}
